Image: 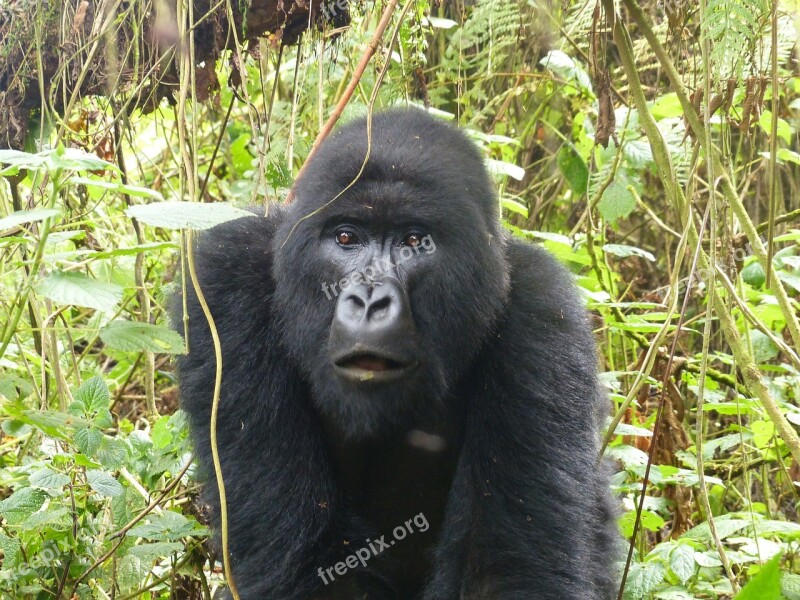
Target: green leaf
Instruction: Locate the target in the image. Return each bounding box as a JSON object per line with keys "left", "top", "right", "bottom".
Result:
{"left": 125, "top": 201, "right": 255, "bottom": 230}
{"left": 126, "top": 541, "right": 183, "bottom": 564}
{"left": 47, "top": 147, "right": 118, "bottom": 172}
{"left": 741, "top": 261, "right": 766, "bottom": 288}
{"left": 99, "top": 321, "right": 187, "bottom": 354}
{"left": 3, "top": 404, "right": 86, "bottom": 439}
{"left": 86, "top": 469, "right": 124, "bottom": 497}
{"left": 751, "top": 420, "right": 775, "bottom": 449}
{"left": 73, "top": 376, "right": 110, "bottom": 413}
{"left": 20, "top": 505, "right": 71, "bottom": 530}
{"left": 74, "top": 427, "right": 104, "bottom": 456}
{"left": 598, "top": 179, "right": 636, "bottom": 223}
{"left": 624, "top": 561, "right": 667, "bottom": 600}
{"left": 619, "top": 510, "right": 665, "bottom": 537}
{"left": 35, "top": 271, "right": 123, "bottom": 312}
{"left": 734, "top": 554, "right": 782, "bottom": 600}
{"left": 0, "top": 532, "right": 22, "bottom": 568}
{"left": 29, "top": 468, "right": 70, "bottom": 491}
{"left": 0, "top": 487, "right": 48, "bottom": 524}
{"left": 669, "top": 544, "right": 697, "bottom": 585}
{"left": 752, "top": 519, "right": 800, "bottom": 538}
{"left": 651, "top": 93, "right": 684, "bottom": 119}
{"left": 96, "top": 437, "right": 128, "bottom": 469}
{"left": 623, "top": 140, "right": 654, "bottom": 170}
{"left": 501, "top": 197, "right": 529, "bottom": 218}
{"left": 684, "top": 518, "right": 750, "bottom": 541}
{"left": 67, "top": 176, "right": 164, "bottom": 200}
{"left": 540, "top": 50, "right": 593, "bottom": 93}
{"left": 558, "top": 144, "right": 589, "bottom": 195}
{"left": 117, "top": 554, "right": 146, "bottom": 591}
{"left": 782, "top": 572, "right": 800, "bottom": 600}
{"left": 758, "top": 111, "right": 793, "bottom": 145}
{"left": 0, "top": 149, "right": 47, "bottom": 173}
{"left": 127, "top": 510, "right": 197, "bottom": 541}
{"left": 426, "top": 16, "right": 458, "bottom": 29}
{"left": 486, "top": 159, "right": 525, "bottom": 181}
{"left": 603, "top": 244, "right": 656, "bottom": 262}
{"left": 749, "top": 330, "right": 779, "bottom": 364}
{"left": 0, "top": 208, "right": 61, "bottom": 230}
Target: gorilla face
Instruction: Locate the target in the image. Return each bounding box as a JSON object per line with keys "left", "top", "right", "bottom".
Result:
{"left": 272, "top": 110, "right": 510, "bottom": 438}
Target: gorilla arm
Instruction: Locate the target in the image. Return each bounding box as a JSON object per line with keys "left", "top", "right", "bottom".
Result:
{"left": 177, "top": 213, "right": 351, "bottom": 599}
{"left": 424, "top": 240, "right": 617, "bottom": 600}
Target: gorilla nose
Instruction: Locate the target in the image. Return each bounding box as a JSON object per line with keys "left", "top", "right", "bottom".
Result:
{"left": 336, "top": 280, "right": 407, "bottom": 331}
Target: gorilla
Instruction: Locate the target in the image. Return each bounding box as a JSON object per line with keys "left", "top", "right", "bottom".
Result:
{"left": 176, "top": 108, "right": 617, "bottom": 599}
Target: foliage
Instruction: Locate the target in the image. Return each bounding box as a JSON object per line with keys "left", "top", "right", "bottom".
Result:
{"left": 0, "top": 0, "right": 799, "bottom": 598}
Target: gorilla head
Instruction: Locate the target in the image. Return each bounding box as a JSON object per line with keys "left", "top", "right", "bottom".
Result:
{"left": 272, "top": 110, "right": 510, "bottom": 437}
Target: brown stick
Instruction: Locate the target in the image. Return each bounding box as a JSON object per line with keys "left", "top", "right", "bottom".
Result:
{"left": 285, "top": 0, "right": 400, "bottom": 203}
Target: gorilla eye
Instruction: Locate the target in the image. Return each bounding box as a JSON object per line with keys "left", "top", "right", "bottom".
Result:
{"left": 336, "top": 231, "right": 359, "bottom": 246}
{"left": 403, "top": 233, "right": 424, "bottom": 247}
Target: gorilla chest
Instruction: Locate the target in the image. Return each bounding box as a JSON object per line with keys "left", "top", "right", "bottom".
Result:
{"left": 325, "top": 424, "right": 461, "bottom": 595}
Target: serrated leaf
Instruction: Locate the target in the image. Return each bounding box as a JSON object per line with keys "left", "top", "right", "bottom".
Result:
{"left": 86, "top": 469, "right": 124, "bottom": 497}
{"left": 752, "top": 519, "right": 800, "bottom": 537}
{"left": 598, "top": 179, "right": 636, "bottom": 223}
{"left": 74, "top": 376, "right": 110, "bottom": 413}
{"left": 74, "top": 427, "right": 104, "bottom": 456}
{"left": 125, "top": 201, "right": 255, "bottom": 230}
{"left": 100, "top": 321, "right": 187, "bottom": 354}
{"left": 624, "top": 561, "right": 667, "bottom": 600}
{"left": 29, "top": 468, "right": 70, "bottom": 490}
{"left": 0, "top": 532, "right": 22, "bottom": 569}
{"left": 126, "top": 541, "right": 183, "bottom": 564}
{"left": 35, "top": 271, "right": 123, "bottom": 312}
{"left": 684, "top": 518, "right": 750, "bottom": 541}
{"left": 20, "top": 505, "right": 71, "bottom": 530}
{"left": 734, "top": 554, "right": 782, "bottom": 600}
{"left": 782, "top": 572, "right": 800, "bottom": 600}
{"left": 670, "top": 544, "right": 697, "bottom": 585}
{"left": 624, "top": 140, "right": 654, "bottom": 169}
{"left": 0, "top": 488, "right": 47, "bottom": 524}
{"left": 3, "top": 404, "right": 87, "bottom": 439}
{"left": 96, "top": 437, "right": 128, "bottom": 469}
{"left": 117, "top": 554, "right": 146, "bottom": 591}
{"left": 127, "top": 510, "right": 201, "bottom": 541}
{"left": 0, "top": 208, "right": 61, "bottom": 230}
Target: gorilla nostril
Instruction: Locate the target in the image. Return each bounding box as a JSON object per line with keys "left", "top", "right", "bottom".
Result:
{"left": 367, "top": 296, "right": 391, "bottom": 320}
{"left": 347, "top": 294, "right": 366, "bottom": 309}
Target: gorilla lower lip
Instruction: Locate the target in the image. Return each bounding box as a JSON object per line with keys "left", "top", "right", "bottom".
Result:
{"left": 334, "top": 353, "right": 412, "bottom": 382}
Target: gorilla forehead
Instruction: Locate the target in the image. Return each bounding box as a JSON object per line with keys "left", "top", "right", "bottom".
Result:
{"left": 290, "top": 109, "right": 500, "bottom": 231}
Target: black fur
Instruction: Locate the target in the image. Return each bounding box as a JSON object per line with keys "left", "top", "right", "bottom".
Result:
{"left": 176, "top": 109, "right": 617, "bottom": 599}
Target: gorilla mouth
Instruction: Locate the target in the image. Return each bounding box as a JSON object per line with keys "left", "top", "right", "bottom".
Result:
{"left": 333, "top": 351, "right": 413, "bottom": 383}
